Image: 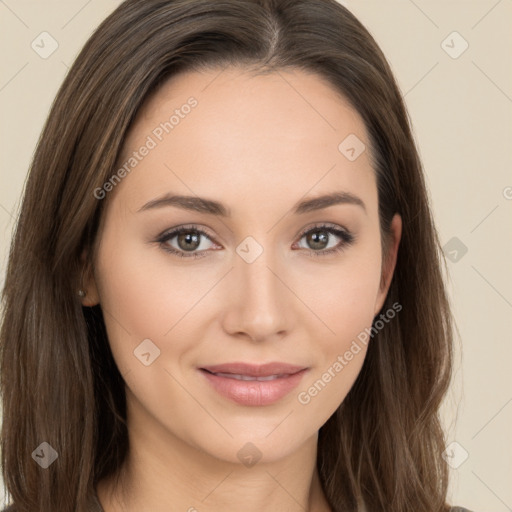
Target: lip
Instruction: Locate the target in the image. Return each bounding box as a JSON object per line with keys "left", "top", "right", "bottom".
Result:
{"left": 199, "top": 362, "right": 309, "bottom": 406}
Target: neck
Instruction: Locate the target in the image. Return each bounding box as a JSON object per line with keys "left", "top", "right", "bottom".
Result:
{"left": 96, "top": 392, "right": 331, "bottom": 512}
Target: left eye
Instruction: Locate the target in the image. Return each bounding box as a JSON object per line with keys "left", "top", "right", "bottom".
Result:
{"left": 157, "top": 223, "right": 354, "bottom": 259}
{"left": 293, "top": 224, "right": 355, "bottom": 256}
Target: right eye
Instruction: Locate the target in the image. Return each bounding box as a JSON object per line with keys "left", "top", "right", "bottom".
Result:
{"left": 157, "top": 225, "right": 220, "bottom": 259}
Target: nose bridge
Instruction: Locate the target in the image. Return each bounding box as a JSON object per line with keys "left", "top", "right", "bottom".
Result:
{"left": 225, "top": 236, "right": 290, "bottom": 340}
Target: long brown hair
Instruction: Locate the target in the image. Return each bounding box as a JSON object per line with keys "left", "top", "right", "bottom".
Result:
{"left": 1, "top": 1, "right": 453, "bottom": 510}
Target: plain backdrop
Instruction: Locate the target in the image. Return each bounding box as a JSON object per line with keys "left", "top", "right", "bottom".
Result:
{"left": 0, "top": 1, "right": 511, "bottom": 510}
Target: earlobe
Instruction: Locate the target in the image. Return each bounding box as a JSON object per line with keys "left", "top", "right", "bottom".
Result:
{"left": 78, "top": 251, "right": 100, "bottom": 307}
{"left": 374, "top": 213, "right": 402, "bottom": 316}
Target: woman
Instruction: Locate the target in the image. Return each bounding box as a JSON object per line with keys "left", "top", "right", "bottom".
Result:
{"left": 0, "top": 0, "right": 474, "bottom": 511}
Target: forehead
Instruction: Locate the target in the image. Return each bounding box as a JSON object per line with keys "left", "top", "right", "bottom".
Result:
{"left": 132, "top": 65, "right": 367, "bottom": 146}
{"left": 113, "top": 66, "right": 376, "bottom": 214}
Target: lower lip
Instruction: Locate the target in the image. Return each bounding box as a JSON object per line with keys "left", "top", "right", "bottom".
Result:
{"left": 199, "top": 368, "right": 308, "bottom": 406}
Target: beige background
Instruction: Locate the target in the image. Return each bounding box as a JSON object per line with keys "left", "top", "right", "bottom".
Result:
{"left": 1, "top": 0, "right": 511, "bottom": 510}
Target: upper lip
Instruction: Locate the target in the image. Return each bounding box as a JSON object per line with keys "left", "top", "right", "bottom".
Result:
{"left": 200, "top": 362, "right": 307, "bottom": 377}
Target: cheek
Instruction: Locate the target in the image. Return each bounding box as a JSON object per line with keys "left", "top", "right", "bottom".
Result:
{"left": 293, "top": 236, "right": 381, "bottom": 403}
{"left": 94, "top": 221, "right": 235, "bottom": 380}
{"left": 94, "top": 227, "right": 191, "bottom": 369}
{"left": 299, "top": 237, "right": 382, "bottom": 343}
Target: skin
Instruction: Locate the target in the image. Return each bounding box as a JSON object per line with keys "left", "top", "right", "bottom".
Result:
{"left": 84, "top": 66, "right": 402, "bottom": 512}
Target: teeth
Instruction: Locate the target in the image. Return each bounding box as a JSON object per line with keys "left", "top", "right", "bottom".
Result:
{"left": 213, "top": 372, "right": 286, "bottom": 381}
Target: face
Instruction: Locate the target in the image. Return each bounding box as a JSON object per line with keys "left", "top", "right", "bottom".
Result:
{"left": 84, "top": 66, "right": 401, "bottom": 464}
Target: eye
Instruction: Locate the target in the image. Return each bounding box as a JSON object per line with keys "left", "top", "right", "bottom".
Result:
{"left": 155, "top": 222, "right": 355, "bottom": 259}
{"left": 156, "top": 225, "right": 218, "bottom": 259}
{"left": 293, "top": 223, "right": 355, "bottom": 257}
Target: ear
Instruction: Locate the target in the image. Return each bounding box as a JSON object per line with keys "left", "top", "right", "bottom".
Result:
{"left": 79, "top": 249, "right": 100, "bottom": 307}
{"left": 374, "top": 213, "right": 402, "bottom": 316}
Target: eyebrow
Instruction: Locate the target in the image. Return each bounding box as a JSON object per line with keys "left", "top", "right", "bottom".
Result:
{"left": 137, "top": 191, "right": 366, "bottom": 216}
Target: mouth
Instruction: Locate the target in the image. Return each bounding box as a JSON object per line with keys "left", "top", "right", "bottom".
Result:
{"left": 201, "top": 371, "right": 290, "bottom": 381}
{"left": 200, "top": 361, "right": 307, "bottom": 377}
{"left": 198, "top": 362, "right": 309, "bottom": 406}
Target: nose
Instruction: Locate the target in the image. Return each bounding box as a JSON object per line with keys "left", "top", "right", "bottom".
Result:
{"left": 220, "top": 244, "right": 292, "bottom": 343}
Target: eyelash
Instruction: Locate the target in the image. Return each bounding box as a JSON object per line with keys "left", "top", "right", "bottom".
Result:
{"left": 156, "top": 223, "right": 355, "bottom": 260}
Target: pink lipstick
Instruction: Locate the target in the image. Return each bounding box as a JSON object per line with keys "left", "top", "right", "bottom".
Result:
{"left": 199, "top": 362, "right": 308, "bottom": 406}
